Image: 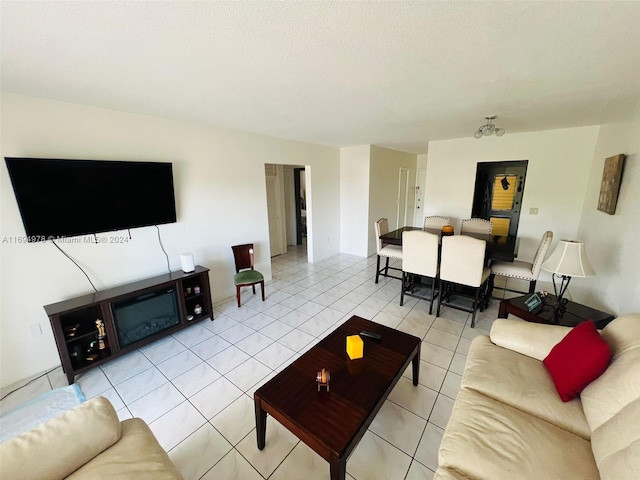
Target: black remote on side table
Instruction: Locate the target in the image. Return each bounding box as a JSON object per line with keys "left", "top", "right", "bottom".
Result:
{"left": 359, "top": 331, "right": 382, "bottom": 341}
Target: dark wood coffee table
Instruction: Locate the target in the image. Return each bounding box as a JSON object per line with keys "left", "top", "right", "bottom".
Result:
{"left": 498, "top": 294, "right": 615, "bottom": 329}
{"left": 254, "top": 315, "right": 421, "bottom": 480}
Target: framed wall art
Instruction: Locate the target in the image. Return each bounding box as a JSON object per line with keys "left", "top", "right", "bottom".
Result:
{"left": 597, "top": 154, "right": 625, "bottom": 215}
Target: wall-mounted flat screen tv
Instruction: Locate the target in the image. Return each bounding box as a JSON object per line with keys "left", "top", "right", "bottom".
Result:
{"left": 5, "top": 157, "right": 177, "bottom": 241}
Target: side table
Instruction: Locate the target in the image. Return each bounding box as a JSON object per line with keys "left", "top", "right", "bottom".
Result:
{"left": 498, "top": 294, "right": 615, "bottom": 329}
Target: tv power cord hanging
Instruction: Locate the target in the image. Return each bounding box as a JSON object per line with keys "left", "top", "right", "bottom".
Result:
{"left": 155, "top": 225, "right": 171, "bottom": 274}
{"left": 51, "top": 239, "right": 98, "bottom": 292}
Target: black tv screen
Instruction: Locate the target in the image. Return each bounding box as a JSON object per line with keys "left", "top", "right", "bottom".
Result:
{"left": 5, "top": 158, "right": 177, "bottom": 241}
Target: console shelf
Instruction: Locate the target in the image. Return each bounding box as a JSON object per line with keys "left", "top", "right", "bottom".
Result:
{"left": 45, "top": 266, "right": 213, "bottom": 384}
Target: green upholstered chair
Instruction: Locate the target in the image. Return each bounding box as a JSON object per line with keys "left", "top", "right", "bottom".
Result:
{"left": 231, "top": 243, "right": 265, "bottom": 307}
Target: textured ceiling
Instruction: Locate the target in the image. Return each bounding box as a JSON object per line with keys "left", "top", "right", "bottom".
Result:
{"left": 2, "top": 1, "right": 640, "bottom": 154}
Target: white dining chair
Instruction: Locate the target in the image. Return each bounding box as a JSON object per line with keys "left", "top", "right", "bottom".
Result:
{"left": 423, "top": 216, "right": 452, "bottom": 230}
{"left": 461, "top": 218, "right": 492, "bottom": 235}
{"left": 490, "top": 231, "right": 553, "bottom": 295}
{"left": 374, "top": 218, "right": 403, "bottom": 283}
{"left": 400, "top": 230, "right": 440, "bottom": 313}
{"left": 437, "top": 235, "right": 491, "bottom": 328}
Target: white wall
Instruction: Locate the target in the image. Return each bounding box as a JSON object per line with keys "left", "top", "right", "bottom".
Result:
{"left": 424, "top": 126, "right": 600, "bottom": 281}
{"left": 368, "top": 146, "right": 417, "bottom": 256}
{"left": 0, "top": 93, "right": 340, "bottom": 387}
{"left": 414, "top": 153, "right": 428, "bottom": 227}
{"left": 574, "top": 119, "right": 640, "bottom": 315}
{"left": 339, "top": 145, "right": 370, "bottom": 257}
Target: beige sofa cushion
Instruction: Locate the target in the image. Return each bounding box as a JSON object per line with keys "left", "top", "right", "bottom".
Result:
{"left": 590, "top": 396, "right": 640, "bottom": 479}
{"left": 600, "top": 313, "right": 640, "bottom": 356}
{"left": 462, "top": 335, "right": 590, "bottom": 439}
{"left": 581, "top": 314, "right": 640, "bottom": 431}
{"left": 490, "top": 318, "right": 572, "bottom": 361}
{"left": 597, "top": 440, "right": 640, "bottom": 480}
{"left": 433, "top": 466, "right": 474, "bottom": 479}
{"left": 66, "top": 418, "right": 184, "bottom": 479}
{"left": 0, "top": 396, "right": 120, "bottom": 480}
{"left": 438, "top": 388, "right": 599, "bottom": 480}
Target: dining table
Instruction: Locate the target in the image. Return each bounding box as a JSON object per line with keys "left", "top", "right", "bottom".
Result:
{"left": 379, "top": 226, "right": 519, "bottom": 263}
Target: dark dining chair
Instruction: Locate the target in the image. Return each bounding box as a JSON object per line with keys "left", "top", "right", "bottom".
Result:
{"left": 231, "top": 243, "right": 265, "bottom": 307}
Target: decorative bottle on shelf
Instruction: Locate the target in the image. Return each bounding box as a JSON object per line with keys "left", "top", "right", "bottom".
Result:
{"left": 194, "top": 304, "right": 203, "bottom": 315}
{"left": 96, "top": 319, "right": 108, "bottom": 350}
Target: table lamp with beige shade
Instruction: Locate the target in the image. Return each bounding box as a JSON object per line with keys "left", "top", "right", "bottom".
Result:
{"left": 541, "top": 240, "right": 596, "bottom": 317}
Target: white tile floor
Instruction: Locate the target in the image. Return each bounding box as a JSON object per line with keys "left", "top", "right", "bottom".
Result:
{"left": 0, "top": 245, "right": 542, "bottom": 480}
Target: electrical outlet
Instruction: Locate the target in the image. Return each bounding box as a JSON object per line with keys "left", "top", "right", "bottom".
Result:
{"left": 529, "top": 207, "right": 539, "bottom": 215}
{"left": 29, "top": 324, "right": 43, "bottom": 339}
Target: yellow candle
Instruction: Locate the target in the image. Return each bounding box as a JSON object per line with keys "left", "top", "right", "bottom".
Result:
{"left": 346, "top": 335, "right": 364, "bottom": 359}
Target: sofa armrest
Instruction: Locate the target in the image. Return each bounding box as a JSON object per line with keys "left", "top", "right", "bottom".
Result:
{"left": 490, "top": 319, "right": 572, "bottom": 361}
{"left": 66, "top": 418, "right": 184, "bottom": 479}
{"left": 0, "top": 396, "right": 121, "bottom": 480}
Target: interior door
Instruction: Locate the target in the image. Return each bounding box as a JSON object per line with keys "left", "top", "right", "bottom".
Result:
{"left": 396, "top": 168, "right": 410, "bottom": 229}
{"left": 265, "top": 164, "right": 287, "bottom": 257}
{"left": 472, "top": 161, "right": 528, "bottom": 237}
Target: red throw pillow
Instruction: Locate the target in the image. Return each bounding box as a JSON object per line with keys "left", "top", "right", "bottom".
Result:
{"left": 543, "top": 320, "right": 611, "bottom": 402}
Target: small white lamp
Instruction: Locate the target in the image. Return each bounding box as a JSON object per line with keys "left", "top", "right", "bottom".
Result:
{"left": 541, "top": 240, "right": 595, "bottom": 315}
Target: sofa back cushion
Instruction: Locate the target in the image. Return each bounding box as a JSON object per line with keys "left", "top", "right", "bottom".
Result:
{"left": 581, "top": 314, "right": 640, "bottom": 431}
{"left": 0, "top": 396, "right": 121, "bottom": 480}
{"left": 590, "top": 397, "right": 640, "bottom": 479}
{"left": 580, "top": 314, "right": 640, "bottom": 478}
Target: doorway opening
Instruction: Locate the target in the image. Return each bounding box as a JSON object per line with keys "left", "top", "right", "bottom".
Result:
{"left": 471, "top": 160, "right": 528, "bottom": 237}
{"left": 294, "top": 168, "right": 306, "bottom": 246}
{"left": 396, "top": 167, "right": 410, "bottom": 229}
{"left": 265, "top": 164, "right": 309, "bottom": 261}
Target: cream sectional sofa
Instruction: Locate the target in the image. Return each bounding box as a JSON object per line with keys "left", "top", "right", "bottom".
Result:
{"left": 0, "top": 396, "right": 183, "bottom": 479}
{"left": 435, "top": 313, "right": 640, "bottom": 480}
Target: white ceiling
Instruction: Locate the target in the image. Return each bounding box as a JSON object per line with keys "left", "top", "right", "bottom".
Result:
{"left": 2, "top": 1, "right": 640, "bottom": 154}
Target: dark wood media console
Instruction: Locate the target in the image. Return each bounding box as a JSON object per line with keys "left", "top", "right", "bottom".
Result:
{"left": 45, "top": 266, "right": 213, "bottom": 384}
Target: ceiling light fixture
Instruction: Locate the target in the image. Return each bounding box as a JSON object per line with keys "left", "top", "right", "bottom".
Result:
{"left": 474, "top": 115, "right": 505, "bottom": 139}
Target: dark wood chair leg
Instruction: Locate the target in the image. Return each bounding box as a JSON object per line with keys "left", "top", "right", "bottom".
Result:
{"left": 384, "top": 257, "right": 390, "bottom": 277}
{"left": 375, "top": 255, "right": 381, "bottom": 283}
{"left": 252, "top": 284, "right": 256, "bottom": 294}
{"left": 400, "top": 272, "right": 405, "bottom": 306}
{"left": 436, "top": 278, "right": 443, "bottom": 317}
{"left": 488, "top": 273, "right": 495, "bottom": 298}
{"left": 529, "top": 280, "right": 536, "bottom": 293}
{"left": 471, "top": 288, "right": 479, "bottom": 328}
{"left": 429, "top": 276, "right": 437, "bottom": 315}
{"left": 260, "top": 280, "right": 265, "bottom": 301}
{"left": 236, "top": 285, "right": 241, "bottom": 308}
